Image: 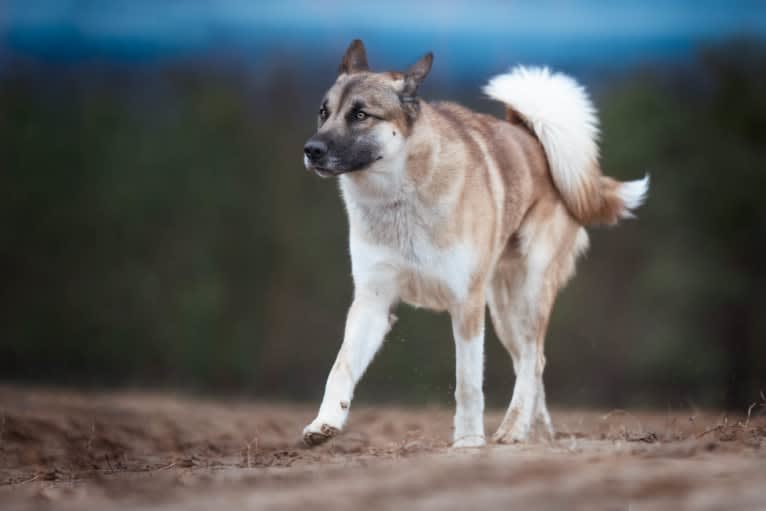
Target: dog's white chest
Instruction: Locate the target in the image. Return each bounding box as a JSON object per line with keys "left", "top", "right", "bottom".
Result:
{"left": 347, "top": 200, "right": 475, "bottom": 311}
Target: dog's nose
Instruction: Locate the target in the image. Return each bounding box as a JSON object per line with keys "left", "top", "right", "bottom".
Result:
{"left": 304, "top": 140, "right": 328, "bottom": 162}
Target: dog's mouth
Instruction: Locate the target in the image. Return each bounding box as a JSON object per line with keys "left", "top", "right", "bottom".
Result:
{"left": 304, "top": 156, "right": 383, "bottom": 179}
{"left": 304, "top": 155, "right": 341, "bottom": 178}
{"left": 312, "top": 166, "right": 336, "bottom": 179}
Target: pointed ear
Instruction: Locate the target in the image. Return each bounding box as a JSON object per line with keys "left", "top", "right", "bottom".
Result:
{"left": 339, "top": 39, "right": 369, "bottom": 75}
{"left": 401, "top": 52, "right": 433, "bottom": 96}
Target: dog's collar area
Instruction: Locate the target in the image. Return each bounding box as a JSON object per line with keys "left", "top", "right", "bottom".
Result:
{"left": 400, "top": 96, "right": 418, "bottom": 104}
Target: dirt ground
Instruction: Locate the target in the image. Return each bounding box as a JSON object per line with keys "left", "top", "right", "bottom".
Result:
{"left": 0, "top": 386, "right": 764, "bottom": 511}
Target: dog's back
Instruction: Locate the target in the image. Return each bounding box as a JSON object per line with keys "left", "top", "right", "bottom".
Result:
{"left": 426, "top": 99, "right": 558, "bottom": 237}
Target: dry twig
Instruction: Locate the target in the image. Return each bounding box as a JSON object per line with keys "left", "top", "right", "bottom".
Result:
{"left": 16, "top": 474, "right": 40, "bottom": 485}
{"left": 86, "top": 420, "right": 96, "bottom": 452}
{"left": 245, "top": 432, "right": 260, "bottom": 469}
{"left": 158, "top": 461, "right": 177, "bottom": 471}
{"left": 696, "top": 423, "right": 725, "bottom": 439}
{"left": 745, "top": 402, "right": 757, "bottom": 427}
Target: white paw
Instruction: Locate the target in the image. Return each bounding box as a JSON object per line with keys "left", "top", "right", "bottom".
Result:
{"left": 492, "top": 429, "right": 527, "bottom": 444}
{"left": 302, "top": 419, "right": 341, "bottom": 447}
{"left": 452, "top": 435, "right": 486, "bottom": 448}
{"left": 492, "top": 420, "right": 532, "bottom": 444}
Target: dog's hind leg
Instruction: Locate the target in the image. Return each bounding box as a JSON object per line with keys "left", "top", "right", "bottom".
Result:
{"left": 487, "top": 202, "right": 587, "bottom": 443}
{"left": 487, "top": 255, "right": 552, "bottom": 443}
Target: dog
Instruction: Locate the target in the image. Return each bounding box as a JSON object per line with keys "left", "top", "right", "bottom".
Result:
{"left": 302, "top": 39, "right": 648, "bottom": 447}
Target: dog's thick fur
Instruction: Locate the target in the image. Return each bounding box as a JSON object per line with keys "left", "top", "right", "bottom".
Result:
{"left": 302, "top": 40, "right": 648, "bottom": 447}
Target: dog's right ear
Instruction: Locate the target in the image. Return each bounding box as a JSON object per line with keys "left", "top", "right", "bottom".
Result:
{"left": 339, "top": 39, "right": 369, "bottom": 75}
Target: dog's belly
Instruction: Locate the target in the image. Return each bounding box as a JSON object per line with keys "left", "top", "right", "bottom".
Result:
{"left": 397, "top": 268, "right": 457, "bottom": 311}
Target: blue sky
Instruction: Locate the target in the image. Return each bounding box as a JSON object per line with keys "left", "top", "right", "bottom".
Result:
{"left": 3, "top": 0, "right": 766, "bottom": 74}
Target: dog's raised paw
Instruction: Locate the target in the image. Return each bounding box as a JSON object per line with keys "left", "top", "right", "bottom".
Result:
{"left": 302, "top": 423, "right": 340, "bottom": 447}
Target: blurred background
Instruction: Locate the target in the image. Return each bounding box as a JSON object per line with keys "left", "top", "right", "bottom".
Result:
{"left": 1, "top": 0, "right": 765, "bottom": 411}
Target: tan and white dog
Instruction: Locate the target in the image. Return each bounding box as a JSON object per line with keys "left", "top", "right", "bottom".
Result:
{"left": 302, "top": 40, "right": 648, "bottom": 448}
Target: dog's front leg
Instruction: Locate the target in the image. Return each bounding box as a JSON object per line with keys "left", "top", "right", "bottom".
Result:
{"left": 303, "top": 290, "right": 396, "bottom": 446}
{"left": 450, "top": 298, "right": 486, "bottom": 448}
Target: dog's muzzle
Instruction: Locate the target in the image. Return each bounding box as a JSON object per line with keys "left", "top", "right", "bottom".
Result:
{"left": 304, "top": 139, "right": 328, "bottom": 163}
{"left": 303, "top": 138, "right": 336, "bottom": 178}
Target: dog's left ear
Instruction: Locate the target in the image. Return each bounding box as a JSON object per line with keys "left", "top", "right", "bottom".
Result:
{"left": 339, "top": 39, "right": 369, "bottom": 75}
{"left": 401, "top": 52, "right": 433, "bottom": 97}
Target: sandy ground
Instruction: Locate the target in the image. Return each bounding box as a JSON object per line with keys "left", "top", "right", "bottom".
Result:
{"left": 0, "top": 386, "right": 764, "bottom": 511}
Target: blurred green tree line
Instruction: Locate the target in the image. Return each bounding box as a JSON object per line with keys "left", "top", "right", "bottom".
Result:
{"left": 1, "top": 40, "right": 764, "bottom": 409}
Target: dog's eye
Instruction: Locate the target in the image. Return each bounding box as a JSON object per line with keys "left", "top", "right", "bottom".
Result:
{"left": 355, "top": 111, "right": 368, "bottom": 121}
{"left": 319, "top": 107, "right": 328, "bottom": 120}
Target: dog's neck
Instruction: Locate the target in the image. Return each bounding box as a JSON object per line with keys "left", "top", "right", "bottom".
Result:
{"left": 338, "top": 150, "right": 409, "bottom": 207}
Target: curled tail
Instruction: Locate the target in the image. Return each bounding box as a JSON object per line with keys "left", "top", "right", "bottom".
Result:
{"left": 483, "top": 67, "right": 648, "bottom": 225}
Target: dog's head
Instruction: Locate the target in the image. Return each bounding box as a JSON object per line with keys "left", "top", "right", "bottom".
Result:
{"left": 303, "top": 39, "right": 433, "bottom": 178}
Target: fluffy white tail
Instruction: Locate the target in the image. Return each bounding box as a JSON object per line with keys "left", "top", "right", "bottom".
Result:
{"left": 483, "top": 66, "right": 648, "bottom": 225}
